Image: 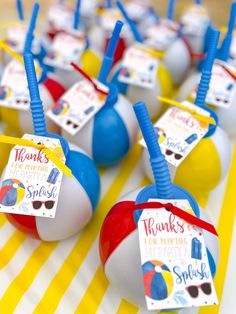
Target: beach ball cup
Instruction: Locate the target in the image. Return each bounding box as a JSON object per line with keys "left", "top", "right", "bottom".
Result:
{"left": 4, "top": 142, "right": 101, "bottom": 242}
{"left": 99, "top": 188, "right": 219, "bottom": 308}
{"left": 99, "top": 100, "right": 219, "bottom": 308}
{"left": 62, "top": 84, "right": 138, "bottom": 167}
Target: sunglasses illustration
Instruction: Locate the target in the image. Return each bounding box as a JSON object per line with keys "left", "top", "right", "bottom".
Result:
{"left": 186, "top": 282, "right": 212, "bottom": 298}
{"left": 32, "top": 200, "right": 55, "bottom": 210}
{"left": 215, "top": 97, "right": 229, "bottom": 104}
{"left": 66, "top": 119, "right": 79, "bottom": 129}
{"left": 165, "top": 149, "right": 183, "bottom": 160}
{"left": 15, "top": 98, "right": 29, "bottom": 105}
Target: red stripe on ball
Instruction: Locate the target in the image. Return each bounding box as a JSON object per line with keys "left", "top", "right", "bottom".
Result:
{"left": 6, "top": 214, "right": 40, "bottom": 239}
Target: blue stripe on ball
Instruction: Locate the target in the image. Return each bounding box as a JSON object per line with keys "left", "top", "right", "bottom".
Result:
{"left": 151, "top": 272, "right": 168, "bottom": 300}
{"left": 93, "top": 106, "right": 130, "bottom": 166}
{"left": 3, "top": 188, "right": 17, "bottom": 207}
{"left": 142, "top": 261, "right": 155, "bottom": 273}
{"left": 66, "top": 150, "right": 101, "bottom": 210}
{"left": 206, "top": 247, "right": 216, "bottom": 277}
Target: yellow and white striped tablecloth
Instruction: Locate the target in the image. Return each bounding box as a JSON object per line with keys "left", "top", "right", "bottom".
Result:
{"left": 0, "top": 140, "right": 235, "bottom": 314}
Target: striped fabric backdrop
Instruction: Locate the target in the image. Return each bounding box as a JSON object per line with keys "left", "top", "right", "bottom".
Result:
{"left": 0, "top": 140, "right": 235, "bottom": 314}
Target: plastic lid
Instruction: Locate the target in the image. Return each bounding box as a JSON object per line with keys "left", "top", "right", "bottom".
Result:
{"left": 104, "top": 83, "right": 118, "bottom": 106}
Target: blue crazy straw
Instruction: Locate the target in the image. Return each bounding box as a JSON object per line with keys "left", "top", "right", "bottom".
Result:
{"left": 23, "top": 4, "right": 47, "bottom": 136}
{"left": 133, "top": 102, "right": 173, "bottom": 199}
{"left": 106, "top": 0, "right": 112, "bottom": 9}
{"left": 218, "top": 2, "right": 236, "bottom": 61}
{"left": 195, "top": 0, "right": 202, "bottom": 4}
{"left": 73, "top": 0, "right": 81, "bottom": 30}
{"left": 195, "top": 29, "right": 220, "bottom": 108}
{"left": 24, "top": 3, "right": 39, "bottom": 54}
{"left": 98, "top": 20, "right": 123, "bottom": 84}
{"left": 167, "top": 0, "right": 175, "bottom": 21}
{"left": 16, "top": 0, "right": 25, "bottom": 21}
{"left": 116, "top": 1, "right": 143, "bottom": 43}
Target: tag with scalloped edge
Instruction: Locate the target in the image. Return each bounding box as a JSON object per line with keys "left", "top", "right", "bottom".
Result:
{"left": 0, "top": 134, "right": 65, "bottom": 218}
{"left": 136, "top": 198, "right": 218, "bottom": 310}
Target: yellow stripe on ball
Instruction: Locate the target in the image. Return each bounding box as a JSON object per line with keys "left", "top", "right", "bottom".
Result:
{"left": 174, "top": 137, "right": 221, "bottom": 195}
{"left": 0, "top": 107, "right": 22, "bottom": 136}
{"left": 158, "top": 63, "right": 173, "bottom": 99}
{"left": 81, "top": 49, "right": 101, "bottom": 79}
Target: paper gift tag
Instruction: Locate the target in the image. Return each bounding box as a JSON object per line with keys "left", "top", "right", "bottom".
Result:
{"left": 6, "top": 25, "right": 41, "bottom": 55}
{"left": 139, "top": 101, "right": 210, "bottom": 169}
{"left": 118, "top": 44, "right": 158, "bottom": 89}
{"left": 0, "top": 60, "right": 40, "bottom": 111}
{"left": 135, "top": 199, "right": 218, "bottom": 310}
{"left": 0, "top": 134, "right": 65, "bottom": 218}
{"left": 47, "top": 79, "right": 108, "bottom": 136}
{"left": 44, "top": 30, "right": 87, "bottom": 70}
{"left": 145, "top": 20, "right": 179, "bottom": 51}
{"left": 191, "top": 61, "right": 236, "bottom": 109}
{"left": 47, "top": 3, "right": 74, "bottom": 31}
{"left": 181, "top": 5, "right": 209, "bottom": 36}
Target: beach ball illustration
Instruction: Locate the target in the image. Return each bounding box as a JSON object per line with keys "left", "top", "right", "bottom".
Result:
{"left": 142, "top": 260, "right": 173, "bottom": 300}
{"left": 0, "top": 86, "right": 11, "bottom": 100}
{"left": 0, "top": 179, "right": 25, "bottom": 207}
{"left": 52, "top": 99, "right": 69, "bottom": 116}
{"left": 154, "top": 126, "right": 166, "bottom": 144}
